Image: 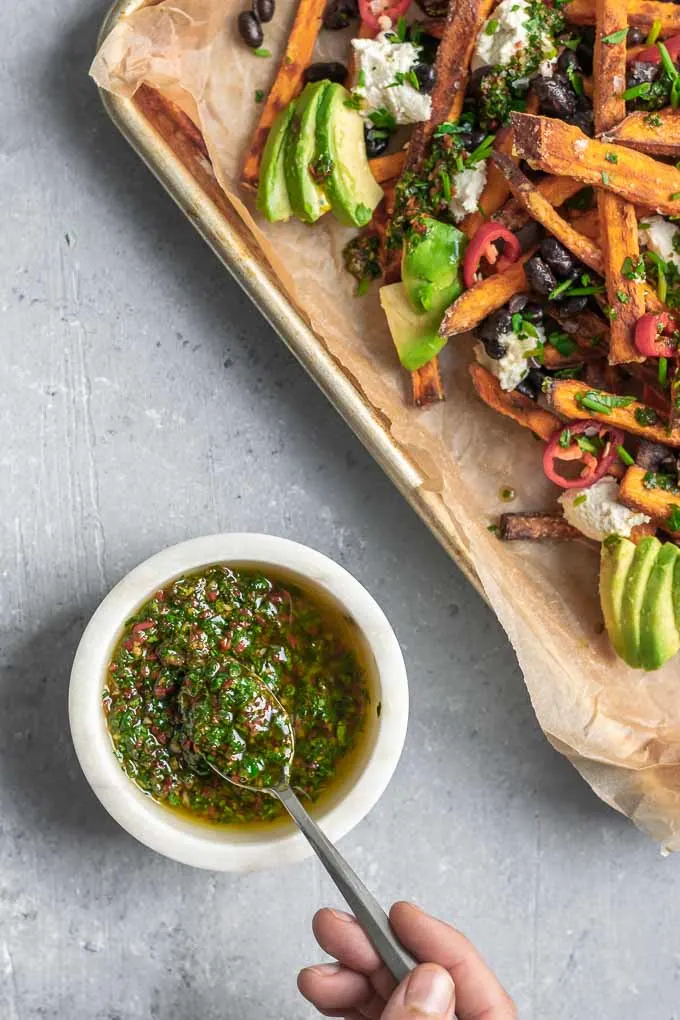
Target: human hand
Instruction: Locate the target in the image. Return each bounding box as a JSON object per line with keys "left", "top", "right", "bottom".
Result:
{"left": 298, "top": 901, "right": 516, "bottom": 1019}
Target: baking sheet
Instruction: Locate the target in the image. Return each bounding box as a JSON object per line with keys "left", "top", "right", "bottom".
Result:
{"left": 93, "top": 0, "right": 680, "bottom": 850}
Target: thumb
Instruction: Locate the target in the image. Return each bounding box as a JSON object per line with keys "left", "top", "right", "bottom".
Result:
{"left": 381, "top": 963, "right": 456, "bottom": 1019}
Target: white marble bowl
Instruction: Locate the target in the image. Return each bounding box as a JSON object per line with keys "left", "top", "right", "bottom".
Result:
{"left": 69, "top": 534, "right": 408, "bottom": 871}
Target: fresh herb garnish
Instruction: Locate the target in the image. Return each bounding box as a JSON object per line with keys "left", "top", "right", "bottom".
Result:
{"left": 253, "top": 47, "right": 271, "bottom": 57}
{"left": 575, "top": 390, "right": 635, "bottom": 415}
{"left": 573, "top": 493, "right": 587, "bottom": 507}
{"left": 635, "top": 406, "right": 660, "bottom": 427}
{"left": 485, "top": 18, "right": 499, "bottom": 34}
{"left": 667, "top": 506, "right": 680, "bottom": 530}
{"left": 254, "top": 89, "right": 265, "bottom": 103}
{"left": 605, "top": 152, "right": 618, "bottom": 164}
{"left": 659, "top": 356, "right": 669, "bottom": 386}
{"left": 548, "top": 331, "right": 576, "bottom": 356}
{"left": 601, "top": 28, "right": 628, "bottom": 45}
{"left": 617, "top": 446, "right": 634, "bottom": 466}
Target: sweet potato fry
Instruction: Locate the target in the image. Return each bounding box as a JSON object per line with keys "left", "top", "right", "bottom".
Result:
{"left": 404, "top": 0, "right": 496, "bottom": 170}
{"left": 565, "top": 0, "right": 680, "bottom": 34}
{"left": 491, "top": 153, "right": 604, "bottom": 273}
{"left": 242, "top": 0, "right": 327, "bottom": 188}
{"left": 440, "top": 252, "right": 536, "bottom": 337}
{"left": 511, "top": 114, "right": 680, "bottom": 216}
{"left": 469, "top": 363, "right": 561, "bottom": 440}
{"left": 593, "top": 0, "right": 645, "bottom": 365}
{"left": 494, "top": 175, "right": 585, "bottom": 231}
{"left": 601, "top": 109, "right": 680, "bottom": 157}
{"left": 412, "top": 359, "right": 445, "bottom": 407}
{"left": 619, "top": 465, "right": 680, "bottom": 535}
{"left": 548, "top": 379, "right": 680, "bottom": 446}
{"left": 499, "top": 512, "right": 582, "bottom": 541}
{"left": 369, "top": 151, "right": 406, "bottom": 184}
{"left": 460, "top": 128, "right": 516, "bottom": 239}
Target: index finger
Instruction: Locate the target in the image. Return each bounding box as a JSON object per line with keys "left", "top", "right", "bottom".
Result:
{"left": 389, "top": 903, "right": 517, "bottom": 1020}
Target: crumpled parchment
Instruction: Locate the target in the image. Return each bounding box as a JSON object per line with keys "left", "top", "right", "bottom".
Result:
{"left": 92, "top": 0, "right": 680, "bottom": 850}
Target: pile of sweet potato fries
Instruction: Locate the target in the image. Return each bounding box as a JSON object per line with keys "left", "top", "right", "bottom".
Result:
{"left": 241, "top": 0, "right": 680, "bottom": 546}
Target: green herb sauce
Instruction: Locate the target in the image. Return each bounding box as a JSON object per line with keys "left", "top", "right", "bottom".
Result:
{"left": 104, "top": 566, "right": 369, "bottom": 825}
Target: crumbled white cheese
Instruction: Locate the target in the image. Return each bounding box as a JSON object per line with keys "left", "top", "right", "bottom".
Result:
{"left": 377, "top": 14, "right": 392, "bottom": 31}
{"left": 472, "top": 0, "right": 557, "bottom": 74}
{"left": 448, "top": 162, "right": 488, "bottom": 222}
{"left": 474, "top": 322, "right": 545, "bottom": 391}
{"left": 638, "top": 215, "right": 680, "bottom": 270}
{"left": 352, "top": 32, "right": 432, "bottom": 125}
{"left": 559, "top": 477, "right": 651, "bottom": 542}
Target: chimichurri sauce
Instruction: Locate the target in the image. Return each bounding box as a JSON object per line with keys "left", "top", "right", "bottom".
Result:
{"left": 104, "top": 566, "right": 369, "bottom": 825}
{"left": 180, "top": 660, "right": 295, "bottom": 790}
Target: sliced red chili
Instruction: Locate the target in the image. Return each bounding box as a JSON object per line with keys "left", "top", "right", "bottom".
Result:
{"left": 358, "top": 0, "right": 411, "bottom": 34}
{"left": 463, "top": 222, "right": 522, "bottom": 289}
{"left": 634, "top": 33, "right": 680, "bottom": 64}
{"left": 634, "top": 312, "right": 679, "bottom": 358}
{"left": 543, "top": 420, "right": 625, "bottom": 489}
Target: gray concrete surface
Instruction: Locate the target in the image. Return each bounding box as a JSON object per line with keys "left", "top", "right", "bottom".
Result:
{"left": 2, "top": 2, "right": 680, "bottom": 1018}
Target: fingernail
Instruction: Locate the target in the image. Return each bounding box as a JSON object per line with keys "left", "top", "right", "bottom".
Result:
{"left": 306, "top": 963, "right": 342, "bottom": 977}
{"left": 329, "top": 908, "right": 356, "bottom": 923}
{"left": 404, "top": 965, "right": 454, "bottom": 1016}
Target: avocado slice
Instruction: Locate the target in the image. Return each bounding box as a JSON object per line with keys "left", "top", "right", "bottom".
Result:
{"left": 402, "top": 217, "right": 467, "bottom": 315}
{"left": 600, "top": 536, "right": 637, "bottom": 663}
{"left": 620, "top": 536, "right": 662, "bottom": 668}
{"left": 379, "top": 282, "right": 447, "bottom": 372}
{"left": 285, "top": 81, "right": 332, "bottom": 224}
{"left": 256, "top": 101, "right": 296, "bottom": 223}
{"left": 639, "top": 542, "right": 680, "bottom": 671}
{"left": 315, "top": 82, "right": 383, "bottom": 228}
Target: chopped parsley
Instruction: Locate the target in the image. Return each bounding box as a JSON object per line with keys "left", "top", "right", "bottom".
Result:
{"left": 644, "top": 471, "right": 679, "bottom": 493}
{"left": 573, "top": 493, "right": 588, "bottom": 507}
{"left": 548, "top": 331, "right": 576, "bottom": 357}
{"left": 254, "top": 89, "right": 265, "bottom": 103}
{"left": 605, "top": 152, "right": 618, "bottom": 164}
{"left": 635, "top": 406, "right": 660, "bottom": 427}
{"left": 575, "top": 390, "right": 635, "bottom": 415}
{"left": 485, "top": 18, "right": 500, "bottom": 34}
{"left": 667, "top": 506, "right": 680, "bottom": 530}
{"left": 601, "top": 28, "right": 628, "bottom": 44}
{"left": 253, "top": 47, "right": 271, "bottom": 57}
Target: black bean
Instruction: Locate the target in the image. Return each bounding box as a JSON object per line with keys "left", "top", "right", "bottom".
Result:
{"left": 636, "top": 440, "right": 674, "bottom": 471}
{"left": 543, "top": 315, "right": 561, "bottom": 335}
{"left": 523, "top": 302, "right": 544, "bottom": 323}
{"left": 525, "top": 256, "right": 557, "bottom": 297}
{"left": 466, "top": 128, "right": 487, "bottom": 151}
{"left": 515, "top": 221, "right": 545, "bottom": 252}
{"left": 508, "top": 293, "right": 529, "bottom": 314}
{"left": 413, "top": 62, "right": 436, "bottom": 93}
{"left": 467, "top": 65, "right": 491, "bottom": 99}
{"left": 303, "top": 61, "right": 348, "bottom": 85}
{"left": 558, "top": 294, "right": 589, "bottom": 314}
{"left": 568, "top": 108, "right": 595, "bottom": 137}
{"left": 540, "top": 238, "right": 578, "bottom": 280}
{"left": 557, "top": 49, "right": 580, "bottom": 75}
{"left": 627, "top": 61, "right": 659, "bottom": 89}
{"left": 483, "top": 336, "right": 509, "bottom": 360}
{"left": 515, "top": 369, "right": 545, "bottom": 400}
{"left": 533, "top": 74, "right": 577, "bottom": 119}
{"left": 627, "top": 27, "right": 645, "bottom": 46}
{"left": 238, "top": 10, "right": 263, "bottom": 47}
{"left": 322, "top": 0, "right": 357, "bottom": 29}
{"left": 410, "top": 29, "right": 439, "bottom": 63}
{"left": 253, "top": 0, "right": 275, "bottom": 21}
{"left": 364, "top": 126, "right": 389, "bottom": 158}
{"left": 480, "top": 309, "right": 512, "bottom": 342}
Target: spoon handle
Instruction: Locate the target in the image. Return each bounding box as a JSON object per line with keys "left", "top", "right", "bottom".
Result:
{"left": 275, "top": 785, "right": 417, "bottom": 984}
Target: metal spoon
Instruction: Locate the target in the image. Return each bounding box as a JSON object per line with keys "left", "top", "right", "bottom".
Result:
{"left": 181, "top": 665, "right": 416, "bottom": 983}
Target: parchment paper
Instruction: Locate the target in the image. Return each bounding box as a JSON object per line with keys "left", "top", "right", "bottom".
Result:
{"left": 92, "top": 0, "right": 680, "bottom": 850}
